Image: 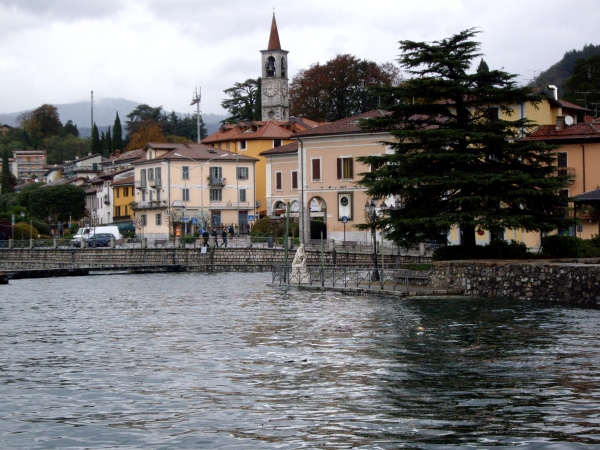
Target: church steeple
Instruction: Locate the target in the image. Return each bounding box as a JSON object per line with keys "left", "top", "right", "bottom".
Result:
{"left": 267, "top": 14, "right": 281, "bottom": 51}
{"left": 260, "top": 14, "right": 289, "bottom": 121}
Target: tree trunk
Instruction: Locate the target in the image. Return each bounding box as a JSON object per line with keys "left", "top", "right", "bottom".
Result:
{"left": 461, "top": 224, "right": 476, "bottom": 247}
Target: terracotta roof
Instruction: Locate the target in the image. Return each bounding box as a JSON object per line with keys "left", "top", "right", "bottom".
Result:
{"left": 558, "top": 99, "right": 590, "bottom": 112}
{"left": 267, "top": 14, "right": 281, "bottom": 51}
{"left": 292, "top": 110, "right": 390, "bottom": 138}
{"left": 111, "top": 176, "right": 134, "bottom": 186}
{"left": 202, "top": 118, "right": 321, "bottom": 144}
{"left": 260, "top": 141, "right": 298, "bottom": 156}
{"left": 523, "top": 118, "right": 600, "bottom": 141}
{"left": 138, "top": 142, "right": 258, "bottom": 163}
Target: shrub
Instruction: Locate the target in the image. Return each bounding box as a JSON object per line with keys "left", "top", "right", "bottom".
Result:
{"left": 432, "top": 240, "right": 530, "bottom": 261}
{"left": 540, "top": 235, "right": 600, "bottom": 258}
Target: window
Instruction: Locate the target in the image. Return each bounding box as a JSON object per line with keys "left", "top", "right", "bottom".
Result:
{"left": 291, "top": 170, "right": 298, "bottom": 190}
{"left": 141, "top": 190, "right": 146, "bottom": 202}
{"left": 156, "top": 213, "right": 162, "bottom": 226}
{"left": 156, "top": 190, "right": 160, "bottom": 202}
{"left": 115, "top": 188, "right": 120, "bottom": 198}
{"left": 226, "top": 142, "right": 230, "bottom": 151}
{"left": 182, "top": 166, "right": 189, "bottom": 180}
{"left": 125, "top": 205, "right": 128, "bottom": 215}
{"left": 273, "top": 139, "right": 282, "bottom": 148}
{"left": 148, "top": 168, "right": 154, "bottom": 180}
{"left": 237, "top": 167, "right": 249, "bottom": 180}
{"left": 210, "top": 166, "right": 222, "bottom": 180}
{"left": 276, "top": 171, "right": 282, "bottom": 190}
{"left": 116, "top": 206, "right": 121, "bottom": 216}
{"left": 239, "top": 189, "right": 246, "bottom": 202}
{"left": 557, "top": 152, "right": 568, "bottom": 176}
{"left": 239, "top": 140, "right": 247, "bottom": 150}
{"left": 210, "top": 189, "right": 222, "bottom": 201}
{"left": 337, "top": 157, "right": 354, "bottom": 179}
{"left": 149, "top": 190, "right": 153, "bottom": 202}
{"left": 182, "top": 188, "right": 189, "bottom": 202}
{"left": 141, "top": 214, "right": 147, "bottom": 226}
{"left": 140, "top": 169, "right": 147, "bottom": 187}
{"left": 155, "top": 167, "right": 161, "bottom": 184}
{"left": 124, "top": 187, "right": 128, "bottom": 197}
{"left": 311, "top": 158, "right": 321, "bottom": 181}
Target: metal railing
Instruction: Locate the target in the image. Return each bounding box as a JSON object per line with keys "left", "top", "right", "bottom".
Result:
{"left": 272, "top": 265, "right": 430, "bottom": 292}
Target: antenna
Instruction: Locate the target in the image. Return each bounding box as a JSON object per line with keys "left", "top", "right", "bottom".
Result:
{"left": 526, "top": 69, "right": 542, "bottom": 84}
{"left": 190, "top": 87, "right": 202, "bottom": 143}
{"left": 576, "top": 91, "right": 593, "bottom": 109}
{"left": 91, "top": 90, "right": 94, "bottom": 132}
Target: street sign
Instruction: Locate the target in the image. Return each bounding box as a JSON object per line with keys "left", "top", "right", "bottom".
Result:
{"left": 181, "top": 217, "right": 190, "bottom": 223}
{"left": 342, "top": 216, "right": 348, "bottom": 224}
{"left": 191, "top": 217, "right": 198, "bottom": 225}
{"left": 247, "top": 215, "right": 255, "bottom": 221}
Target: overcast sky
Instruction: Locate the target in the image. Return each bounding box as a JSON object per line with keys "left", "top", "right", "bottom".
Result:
{"left": 1, "top": 0, "right": 598, "bottom": 118}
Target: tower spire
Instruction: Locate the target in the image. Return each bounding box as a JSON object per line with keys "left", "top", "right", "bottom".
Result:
{"left": 267, "top": 13, "right": 281, "bottom": 51}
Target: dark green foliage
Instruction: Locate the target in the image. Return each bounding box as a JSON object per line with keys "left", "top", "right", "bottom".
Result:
{"left": 358, "top": 28, "right": 575, "bottom": 249}
{"left": 104, "top": 126, "right": 112, "bottom": 156}
{"left": 432, "top": 240, "right": 530, "bottom": 261}
{"left": 531, "top": 43, "right": 600, "bottom": 93}
{"left": 91, "top": 123, "right": 101, "bottom": 154}
{"left": 63, "top": 120, "right": 80, "bottom": 137}
{"left": 563, "top": 54, "right": 600, "bottom": 112}
{"left": 1, "top": 148, "right": 14, "bottom": 194}
{"left": 250, "top": 216, "right": 300, "bottom": 238}
{"left": 113, "top": 112, "right": 124, "bottom": 151}
{"left": 540, "top": 235, "right": 600, "bottom": 258}
{"left": 28, "top": 185, "right": 86, "bottom": 223}
{"left": 221, "top": 78, "right": 262, "bottom": 123}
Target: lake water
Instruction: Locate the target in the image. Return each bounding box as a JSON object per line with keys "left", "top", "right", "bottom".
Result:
{"left": 1, "top": 272, "right": 600, "bottom": 448}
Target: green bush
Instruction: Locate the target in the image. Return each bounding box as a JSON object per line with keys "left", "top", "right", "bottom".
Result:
{"left": 432, "top": 240, "right": 530, "bottom": 261}
{"left": 540, "top": 235, "right": 600, "bottom": 258}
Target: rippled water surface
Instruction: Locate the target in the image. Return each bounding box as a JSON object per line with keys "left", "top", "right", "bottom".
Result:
{"left": 2, "top": 272, "right": 600, "bottom": 448}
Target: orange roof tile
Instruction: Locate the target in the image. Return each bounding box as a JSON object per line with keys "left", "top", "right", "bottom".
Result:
{"left": 267, "top": 14, "right": 281, "bottom": 51}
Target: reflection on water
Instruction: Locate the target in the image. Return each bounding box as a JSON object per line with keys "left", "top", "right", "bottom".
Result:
{"left": 1, "top": 272, "right": 600, "bottom": 448}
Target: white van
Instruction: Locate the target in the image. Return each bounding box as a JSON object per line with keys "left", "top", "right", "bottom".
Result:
{"left": 71, "top": 226, "right": 122, "bottom": 244}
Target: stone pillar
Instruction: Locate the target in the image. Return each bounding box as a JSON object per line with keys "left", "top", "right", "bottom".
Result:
{"left": 209, "top": 236, "right": 216, "bottom": 248}
{"left": 141, "top": 238, "right": 147, "bottom": 249}
{"left": 110, "top": 238, "right": 115, "bottom": 248}
{"left": 419, "top": 242, "right": 425, "bottom": 256}
{"left": 328, "top": 239, "right": 334, "bottom": 251}
{"left": 53, "top": 238, "right": 58, "bottom": 249}
{"left": 246, "top": 235, "right": 252, "bottom": 248}
{"left": 29, "top": 239, "right": 34, "bottom": 248}
{"left": 175, "top": 237, "right": 180, "bottom": 248}
{"left": 8, "top": 239, "right": 13, "bottom": 249}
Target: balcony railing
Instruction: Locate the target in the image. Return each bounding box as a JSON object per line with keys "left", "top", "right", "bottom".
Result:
{"left": 149, "top": 177, "right": 162, "bottom": 188}
{"left": 135, "top": 180, "right": 147, "bottom": 190}
{"left": 209, "top": 177, "right": 226, "bottom": 186}
{"left": 555, "top": 167, "right": 575, "bottom": 184}
{"left": 131, "top": 201, "right": 167, "bottom": 210}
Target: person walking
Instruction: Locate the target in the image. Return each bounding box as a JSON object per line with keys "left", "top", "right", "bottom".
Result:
{"left": 211, "top": 228, "right": 217, "bottom": 247}
{"left": 202, "top": 229, "right": 209, "bottom": 247}
{"left": 221, "top": 228, "right": 228, "bottom": 247}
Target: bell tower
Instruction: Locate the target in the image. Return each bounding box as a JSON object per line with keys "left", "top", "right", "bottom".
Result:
{"left": 260, "top": 14, "right": 289, "bottom": 121}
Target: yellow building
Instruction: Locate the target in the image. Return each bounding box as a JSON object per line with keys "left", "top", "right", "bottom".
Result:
{"left": 112, "top": 175, "right": 135, "bottom": 223}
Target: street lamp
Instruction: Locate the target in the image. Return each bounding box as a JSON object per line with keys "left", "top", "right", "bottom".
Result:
{"left": 365, "top": 199, "right": 379, "bottom": 281}
{"left": 20, "top": 211, "right": 25, "bottom": 241}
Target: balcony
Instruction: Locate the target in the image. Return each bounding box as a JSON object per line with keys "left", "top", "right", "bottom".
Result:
{"left": 103, "top": 195, "right": 110, "bottom": 205}
{"left": 208, "top": 177, "right": 226, "bottom": 186}
{"left": 135, "top": 180, "right": 147, "bottom": 190}
{"left": 130, "top": 201, "right": 167, "bottom": 210}
{"left": 555, "top": 167, "right": 575, "bottom": 184}
{"left": 149, "top": 177, "right": 162, "bottom": 188}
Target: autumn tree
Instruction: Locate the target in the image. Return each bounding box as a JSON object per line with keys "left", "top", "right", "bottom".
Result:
{"left": 125, "top": 104, "right": 164, "bottom": 138}
{"left": 221, "top": 78, "right": 262, "bottom": 123}
{"left": 289, "top": 54, "right": 401, "bottom": 122}
{"left": 358, "top": 29, "right": 575, "bottom": 248}
{"left": 125, "top": 120, "right": 168, "bottom": 150}
{"left": 18, "top": 104, "right": 63, "bottom": 147}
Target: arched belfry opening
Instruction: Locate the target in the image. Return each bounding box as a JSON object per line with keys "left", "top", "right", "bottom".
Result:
{"left": 260, "top": 13, "right": 289, "bottom": 121}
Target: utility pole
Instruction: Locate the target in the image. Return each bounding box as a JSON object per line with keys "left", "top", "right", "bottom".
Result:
{"left": 190, "top": 87, "right": 201, "bottom": 143}
{"left": 91, "top": 90, "right": 94, "bottom": 131}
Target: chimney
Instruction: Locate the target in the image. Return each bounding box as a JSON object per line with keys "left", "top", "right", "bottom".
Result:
{"left": 556, "top": 116, "right": 565, "bottom": 131}
{"left": 548, "top": 85, "right": 558, "bottom": 100}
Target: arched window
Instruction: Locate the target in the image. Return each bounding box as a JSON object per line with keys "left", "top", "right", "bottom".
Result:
{"left": 266, "top": 57, "right": 276, "bottom": 77}
{"left": 280, "top": 57, "right": 286, "bottom": 77}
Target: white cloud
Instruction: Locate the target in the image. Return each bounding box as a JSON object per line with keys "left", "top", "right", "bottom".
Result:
{"left": 0, "top": 0, "right": 599, "bottom": 121}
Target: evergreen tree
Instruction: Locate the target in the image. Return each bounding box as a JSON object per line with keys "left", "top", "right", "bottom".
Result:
{"left": 91, "top": 123, "right": 101, "bottom": 155}
{"left": 1, "top": 148, "right": 14, "bottom": 194}
{"left": 358, "top": 29, "right": 575, "bottom": 248}
{"left": 113, "top": 112, "right": 124, "bottom": 151}
{"left": 105, "top": 126, "right": 112, "bottom": 156}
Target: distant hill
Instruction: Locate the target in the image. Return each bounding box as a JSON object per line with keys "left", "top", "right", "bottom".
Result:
{"left": 531, "top": 43, "right": 600, "bottom": 94}
{"left": 0, "top": 98, "right": 227, "bottom": 138}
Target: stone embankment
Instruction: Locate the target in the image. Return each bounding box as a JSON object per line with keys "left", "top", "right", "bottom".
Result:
{"left": 431, "top": 260, "right": 600, "bottom": 304}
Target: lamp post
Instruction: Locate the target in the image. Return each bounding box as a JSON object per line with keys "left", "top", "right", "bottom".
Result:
{"left": 20, "top": 211, "right": 25, "bottom": 241}
{"left": 365, "top": 199, "right": 379, "bottom": 281}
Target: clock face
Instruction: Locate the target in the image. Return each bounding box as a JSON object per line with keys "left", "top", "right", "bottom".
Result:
{"left": 264, "top": 82, "right": 276, "bottom": 97}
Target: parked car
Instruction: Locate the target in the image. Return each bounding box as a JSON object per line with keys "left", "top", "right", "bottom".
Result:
{"left": 86, "top": 233, "right": 114, "bottom": 248}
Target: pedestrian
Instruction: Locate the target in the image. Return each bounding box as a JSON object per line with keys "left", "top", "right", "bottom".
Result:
{"left": 0, "top": 231, "right": 7, "bottom": 248}
{"left": 211, "top": 228, "right": 217, "bottom": 247}
{"left": 202, "top": 229, "right": 209, "bottom": 247}
{"left": 221, "top": 228, "right": 228, "bottom": 247}
{"left": 228, "top": 225, "right": 234, "bottom": 237}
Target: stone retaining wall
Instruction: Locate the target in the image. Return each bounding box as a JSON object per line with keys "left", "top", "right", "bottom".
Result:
{"left": 0, "top": 248, "right": 418, "bottom": 272}
{"left": 431, "top": 260, "right": 600, "bottom": 304}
